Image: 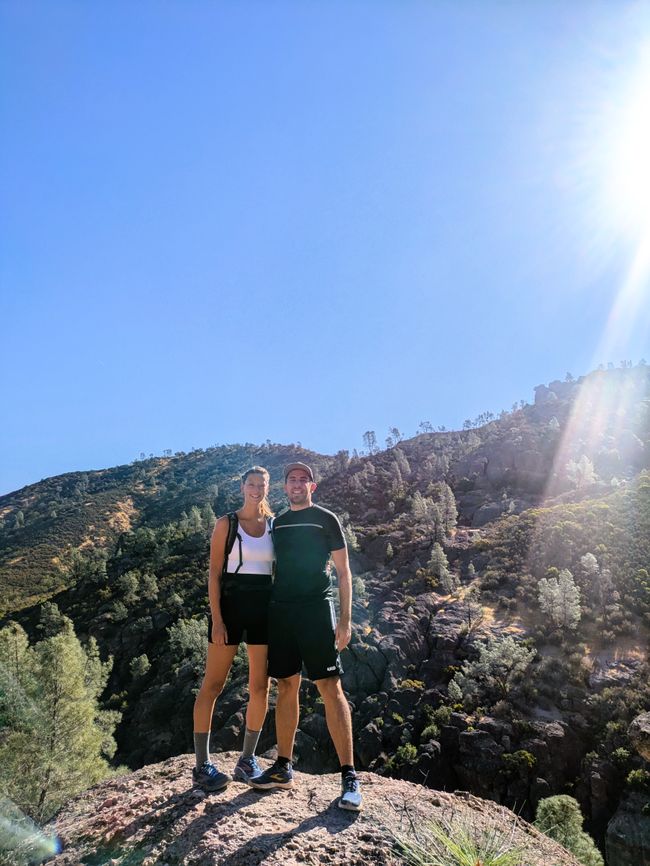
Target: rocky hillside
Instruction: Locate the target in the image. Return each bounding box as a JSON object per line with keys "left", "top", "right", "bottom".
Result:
{"left": 47, "top": 752, "right": 582, "bottom": 866}
{"left": 2, "top": 365, "right": 650, "bottom": 863}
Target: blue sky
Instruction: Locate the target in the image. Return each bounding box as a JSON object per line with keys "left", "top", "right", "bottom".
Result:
{"left": 2, "top": 1, "right": 650, "bottom": 495}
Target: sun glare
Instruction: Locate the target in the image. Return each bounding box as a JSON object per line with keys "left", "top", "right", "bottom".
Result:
{"left": 571, "top": 29, "right": 650, "bottom": 359}
{"left": 604, "top": 47, "right": 650, "bottom": 237}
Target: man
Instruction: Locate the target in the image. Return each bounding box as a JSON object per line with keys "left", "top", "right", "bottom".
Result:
{"left": 250, "top": 462, "right": 362, "bottom": 810}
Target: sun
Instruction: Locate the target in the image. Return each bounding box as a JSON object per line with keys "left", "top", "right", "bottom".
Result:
{"left": 602, "top": 45, "right": 650, "bottom": 239}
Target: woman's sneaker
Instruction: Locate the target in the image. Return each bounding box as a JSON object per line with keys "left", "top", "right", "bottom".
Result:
{"left": 249, "top": 759, "right": 294, "bottom": 789}
{"left": 192, "top": 760, "right": 231, "bottom": 792}
{"left": 233, "top": 754, "right": 263, "bottom": 783}
{"left": 339, "top": 772, "right": 362, "bottom": 811}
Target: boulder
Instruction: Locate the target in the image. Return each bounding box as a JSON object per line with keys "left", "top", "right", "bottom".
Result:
{"left": 629, "top": 712, "right": 650, "bottom": 761}
{"left": 606, "top": 792, "right": 650, "bottom": 866}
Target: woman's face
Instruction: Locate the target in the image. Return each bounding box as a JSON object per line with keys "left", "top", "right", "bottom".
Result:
{"left": 242, "top": 473, "right": 268, "bottom": 505}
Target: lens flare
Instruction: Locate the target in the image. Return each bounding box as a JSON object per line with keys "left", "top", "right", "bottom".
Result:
{"left": 0, "top": 798, "right": 60, "bottom": 863}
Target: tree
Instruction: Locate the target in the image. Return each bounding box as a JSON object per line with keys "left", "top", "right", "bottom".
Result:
{"left": 460, "top": 585, "right": 484, "bottom": 634}
{"left": 448, "top": 636, "right": 535, "bottom": 710}
{"left": 0, "top": 621, "right": 118, "bottom": 822}
{"left": 436, "top": 482, "right": 458, "bottom": 536}
{"left": 580, "top": 553, "right": 598, "bottom": 578}
{"left": 362, "top": 430, "right": 379, "bottom": 455}
{"left": 130, "top": 654, "right": 151, "bottom": 679}
{"left": 537, "top": 568, "right": 581, "bottom": 631}
{"left": 566, "top": 455, "right": 596, "bottom": 489}
{"left": 535, "top": 796, "right": 603, "bottom": 866}
{"left": 36, "top": 602, "right": 68, "bottom": 638}
{"left": 426, "top": 543, "right": 457, "bottom": 593}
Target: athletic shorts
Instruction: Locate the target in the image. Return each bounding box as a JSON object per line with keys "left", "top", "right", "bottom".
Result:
{"left": 267, "top": 597, "right": 343, "bottom": 681}
{"left": 208, "top": 579, "right": 271, "bottom": 646}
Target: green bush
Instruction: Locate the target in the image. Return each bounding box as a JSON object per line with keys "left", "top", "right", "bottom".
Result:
{"left": 420, "top": 723, "right": 440, "bottom": 742}
{"left": 501, "top": 750, "right": 537, "bottom": 775}
{"left": 626, "top": 769, "right": 650, "bottom": 792}
{"left": 535, "top": 796, "right": 603, "bottom": 866}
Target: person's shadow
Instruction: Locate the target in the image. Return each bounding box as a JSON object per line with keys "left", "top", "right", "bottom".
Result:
{"left": 187, "top": 789, "right": 361, "bottom": 866}
{"left": 79, "top": 783, "right": 360, "bottom": 865}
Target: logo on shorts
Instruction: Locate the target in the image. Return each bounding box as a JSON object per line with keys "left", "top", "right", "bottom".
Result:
{"left": 327, "top": 665, "right": 337, "bottom": 671}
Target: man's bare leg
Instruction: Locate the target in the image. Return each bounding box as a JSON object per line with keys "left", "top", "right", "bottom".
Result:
{"left": 314, "top": 675, "right": 353, "bottom": 765}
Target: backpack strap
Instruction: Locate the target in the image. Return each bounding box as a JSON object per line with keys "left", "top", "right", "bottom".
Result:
{"left": 268, "top": 516, "right": 276, "bottom": 579}
{"left": 223, "top": 512, "right": 243, "bottom": 575}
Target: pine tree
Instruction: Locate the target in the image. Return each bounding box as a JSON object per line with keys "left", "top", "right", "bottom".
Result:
{"left": 0, "top": 621, "right": 118, "bottom": 822}
{"left": 535, "top": 796, "right": 604, "bottom": 866}
{"left": 537, "top": 568, "right": 581, "bottom": 631}
{"left": 427, "top": 543, "right": 457, "bottom": 593}
{"left": 437, "top": 482, "right": 458, "bottom": 535}
{"left": 448, "top": 636, "right": 535, "bottom": 709}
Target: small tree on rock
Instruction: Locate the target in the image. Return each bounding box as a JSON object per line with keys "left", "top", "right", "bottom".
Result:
{"left": 448, "top": 636, "right": 535, "bottom": 710}
{"left": 535, "top": 795, "right": 603, "bottom": 866}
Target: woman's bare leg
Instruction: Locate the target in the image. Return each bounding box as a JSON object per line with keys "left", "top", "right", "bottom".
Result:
{"left": 244, "top": 644, "right": 269, "bottom": 732}
{"left": 193, "top": 643, "right": 238, "bottom": 733}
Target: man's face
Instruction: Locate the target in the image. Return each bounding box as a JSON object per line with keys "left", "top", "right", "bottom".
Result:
{"left": 285, "top": 470, "right": 316, "bottom": 506}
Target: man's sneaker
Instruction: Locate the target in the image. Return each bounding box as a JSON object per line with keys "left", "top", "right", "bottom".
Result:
{"left": 192, "top": 760, "right": 231, "bottom": 792}
{"left": 249, "top": 759, "right": 294, "bottom": 789}
{"left": 233, "top": 754, "right": 263, "bottom": 783}
{"left": 339, "top": 772, "right": 362, "bottom": 811}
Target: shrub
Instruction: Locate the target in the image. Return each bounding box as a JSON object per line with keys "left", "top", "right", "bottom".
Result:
{"left": 626, "top": 769, "right": 650, "bottom": 792}
{"left": 535, "top": 796, "right": 603, "bottom": 866}
{"left": 395, "top": 814, "right": 527, "bottom": 866}
{"left": 501, "top": 750, "right": 536, "bottom": 775}
{"left": 420, "top": 723, "right": 440, "bottom": 742}
{"left": 399, "top": 679, "right": 425, "bottom": 691}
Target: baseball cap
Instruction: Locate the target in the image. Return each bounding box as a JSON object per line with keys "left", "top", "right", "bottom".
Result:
{"left": 284, "top": 462, "right": 314, "bottom": 481}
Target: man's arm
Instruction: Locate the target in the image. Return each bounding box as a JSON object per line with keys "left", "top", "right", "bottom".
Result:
{"left": 331, "top": 546, "right": 352, "bottom": 651}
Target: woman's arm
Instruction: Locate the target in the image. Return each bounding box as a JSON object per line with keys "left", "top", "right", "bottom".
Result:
{"left": 208, "top": 516, "right": 230, "bottom": 645}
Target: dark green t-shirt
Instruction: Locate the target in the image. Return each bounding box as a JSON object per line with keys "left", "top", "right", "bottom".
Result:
{"left": 271, "top": 504, "right": 346, "bottom": 602}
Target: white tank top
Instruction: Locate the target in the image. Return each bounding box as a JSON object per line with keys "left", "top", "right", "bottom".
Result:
{"left": 226, "top": 520, "right": 274, "bottom": 575}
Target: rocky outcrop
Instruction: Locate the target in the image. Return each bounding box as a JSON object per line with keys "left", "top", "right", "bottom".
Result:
{"left": 48, "top": 752, "right": 583, "bottom": 866}
{"left": 629, "top": 712, "right": 650, "bottom": 761}
{"left": 606, "top": 792, "right": 650, "bottom": 866}
{"left": 605, "top": 712, "right": 650, "bottom": 865}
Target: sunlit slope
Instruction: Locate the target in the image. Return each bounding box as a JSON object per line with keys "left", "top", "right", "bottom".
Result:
{"left": 476, "top": 471, "right": 650, "bottom": 640}
{"left": 1, "top": 366, "right": 648, "bottom": 617}
{"left": 0, "top": 444, "right": 328, "bottom": 615}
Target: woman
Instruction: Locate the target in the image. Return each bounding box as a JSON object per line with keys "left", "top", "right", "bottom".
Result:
{"left": 192, "top": 466, "right": 274, "bottom": 790}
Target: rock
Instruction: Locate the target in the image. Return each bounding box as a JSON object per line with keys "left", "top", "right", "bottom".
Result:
{"left": 629, "top": 712, "right": 650, "bottom": 761}
{"left": 47, "top": 752, "right": 583, "bottom": 866}
{"left": 606, "top": 792, "right": 650, "bottom": 866}
{"left": 534, "top": 385, "right": 558, "bottom": 405}
{"left": 356, "top": 722, "right": 383, "bottom": 767}
{"left": 472, "top": 503, "right": 504, "bottom": 527}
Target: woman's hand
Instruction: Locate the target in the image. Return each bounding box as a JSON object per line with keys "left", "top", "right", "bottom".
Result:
{"left": 211, "top": 618, "right": 228, "bottom": 646}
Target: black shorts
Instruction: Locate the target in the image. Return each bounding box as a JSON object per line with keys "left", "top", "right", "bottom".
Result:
{"left": 267, "top": 597, "right": 343, "bottom": 681}
{"left": 209, "top": 578, "right": 271, "bottom": 646}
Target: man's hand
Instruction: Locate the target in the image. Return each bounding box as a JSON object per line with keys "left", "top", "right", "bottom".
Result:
{"left": 211, "top": 618, "right": 228, "bottom": 646}
{"left": 335, "top": 620, "right": 351, "bottom": 651}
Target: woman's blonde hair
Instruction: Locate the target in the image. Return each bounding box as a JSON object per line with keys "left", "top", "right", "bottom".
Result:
{"left": 241, "top": 466, "right": 274, "bottom": 518}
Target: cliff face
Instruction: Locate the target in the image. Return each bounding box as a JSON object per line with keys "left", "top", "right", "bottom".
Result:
{"left": 49, "top": 752, "right": 582, "bottom": 866}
